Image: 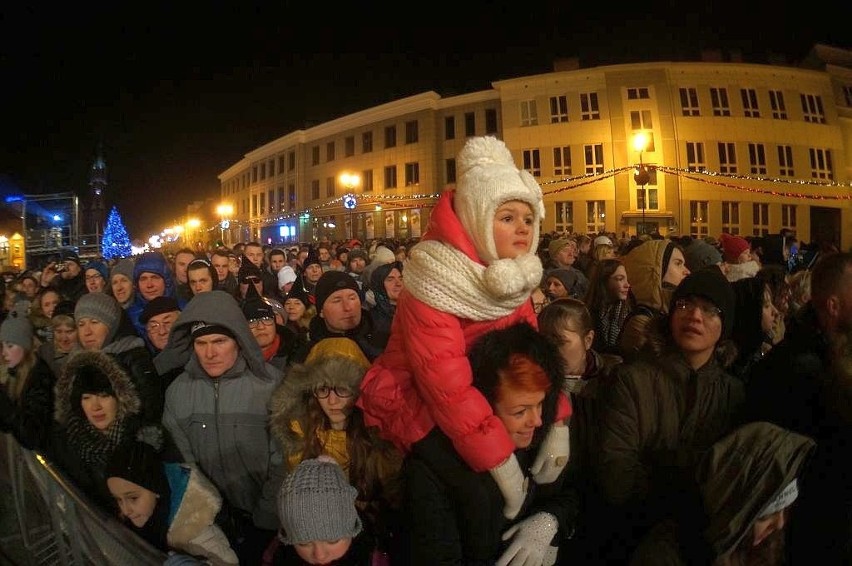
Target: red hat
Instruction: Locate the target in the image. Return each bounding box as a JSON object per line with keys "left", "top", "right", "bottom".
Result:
{"left": 719, "top": 233, "right": 750, "bottom": 263}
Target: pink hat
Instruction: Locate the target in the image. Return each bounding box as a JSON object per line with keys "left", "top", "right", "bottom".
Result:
{"left": 719, "top": 233, "right": 750, "bottom": 263}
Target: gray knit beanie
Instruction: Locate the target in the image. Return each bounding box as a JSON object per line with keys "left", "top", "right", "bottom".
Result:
{"left": 74, "top": 293, "right": 122, "bottom": 344}
{"left": 0, "top": 308, "right": 33, "bottom": 349}
{"left": 110, "top": 258, "right": 135, "bottom": 283}
{"left": 277, "top": 456, "right": 362, "bottom": 545}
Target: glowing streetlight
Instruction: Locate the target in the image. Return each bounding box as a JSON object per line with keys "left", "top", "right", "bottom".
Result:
{"left": 632, "top": 132, "right": 651, "bottom": 235}
{"left": 216, "top": 203, "right": 233, "bottom": 246}
{"left": 339, "top": 173, "right": 360, "bottom": 240}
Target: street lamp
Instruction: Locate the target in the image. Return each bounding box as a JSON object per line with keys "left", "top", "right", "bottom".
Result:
{"left": 186, "top": 218, "right": 200, "bottom": 248}
{"left": 216, "top": 203, "right": 233, "bottom": 246}
{"left": 632, "top": 132, "right": 651, "bottom": 236}
{"left": 340, "top": 173, "right": 360, "bottom": 240}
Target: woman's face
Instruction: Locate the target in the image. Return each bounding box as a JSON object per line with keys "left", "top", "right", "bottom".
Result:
{"left": 492, "top": 200, "right": 534, "bottom": 260}
{"left": 663, "top": 248, "right": 690, "bottom": 287}
{"left": 107, "top": 476, "right": 158, "bottom": 528}
{"left": 111, "top": 274, "right": 133, "bottom": 304}
{"left": 607, "top": 265, "right": 631, "bottom": 301}
{"left": 53, "top": 324, "right": 78, "bottom": 353}
{"left": 77, "top": 317, "right": 110, "bottom": 351}
{"left": 81, "top": 392, "right": 118, "bottom": 431}
{"left": 40, "top": 291, "right": 61, "bottom": 318}
{"left": 284, "top": 299, "right": 306, "bottom": 322}
{"left": 555, "top": 327, "right": 593, "bottom": 375}
{"left": 2, "top": 342, "right": 26, "bottom": 368}
{"left": 760, "top": 287, "right": 779, "bottom": 335}
{"left": 316, "top": 387, "right": 356, "bottom": 431}
{"left": 383, "top": 268, "right": 404, "bottom": 303}
{"left": 494, "top": 388, "right": 545, "bottom": 449}
{"left": 85, "top": 269, "right": 106, "bottom": 293}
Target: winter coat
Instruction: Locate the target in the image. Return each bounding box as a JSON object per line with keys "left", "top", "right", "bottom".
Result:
{"left": 163, "top": 462, "right": 239, "bottom": 565}
{"left": 356, "top": 191, "right": 546, "bottom": 472}
{"left": 404, "top": 427, "right": 577, "bottom": 565}
{"left": 307, "top": 309, "right": 383, "bottom": 362}
{"left": 269, "top": 354, "right": 404, "bottom": 550}
{"left": 744, "top": 304, "right": 832, "bottom": 440}
{"left": 618, "top": 240, "right": 675, "bottom": 360}
{"left": 157, "top": 291, "right": 283, "bottom": 531}
{"left": 103, "top": 334, "right": 164, "bottom": 424}
{"left": 0, "top": 356, "right": 57, "bottom": 451}
{"left": 631, "top": 422, "right": 815, "bottom": 564}
{"left": 48, "top": 350, "right": 144, "bottom": 510}
{"left": 595, "top": 352, "right": 745, "bottom": 558}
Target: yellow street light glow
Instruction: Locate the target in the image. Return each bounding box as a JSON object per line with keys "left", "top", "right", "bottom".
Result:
{"left": 187, "top": 218, "right": 201, "bottom": 228}
{"left": 632, "top": 132, "right": 650, "bottom": 153}
{"left": 339, "top": 172, "right": 361, "bottom": 188}
{"left": 216, "top": 203, "right": 233, "bottom": 216}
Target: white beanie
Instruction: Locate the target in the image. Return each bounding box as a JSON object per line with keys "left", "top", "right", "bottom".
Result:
{"left": 277, "top": 265, "right": 297, "bottom": 290}
{"left": 371, "top": 245, "right": 396, "bottom": 265}
{"left": 454, "top": 136, "right": 544, "bottom": 265}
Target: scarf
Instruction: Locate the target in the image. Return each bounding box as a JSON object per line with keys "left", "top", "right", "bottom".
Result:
{"left": 404, "top": 240, "right": 543, "bottom": 321}
{"left": 64, "top": 414, "right": 127, "bottom": 469}
{"left": 263, "top": 334, "right": 282, "bottom": 362}
{"left": 599, "top": 300, "right": 631, "bottom": 348}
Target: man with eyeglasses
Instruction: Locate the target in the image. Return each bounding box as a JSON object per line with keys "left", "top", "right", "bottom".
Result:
{"left": 140, "top": 296, "right": 181, "bottom": 355}
{"left": 156, "top": 290, "right": 283, "bottom": 565}
{"left": 595, "top": 266, "right": 743, "bottom": 560}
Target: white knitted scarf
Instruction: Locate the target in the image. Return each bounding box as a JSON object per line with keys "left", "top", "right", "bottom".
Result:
{"left": 404, "top": 240, "right": 543, "bottom": 321}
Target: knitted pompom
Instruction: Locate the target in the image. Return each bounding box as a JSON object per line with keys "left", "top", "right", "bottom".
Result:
{"left": 483, "top": 253, "right": 544, "bottom": 300}
{"left": 457, "top": 135, "right": 515, "bottom": 174}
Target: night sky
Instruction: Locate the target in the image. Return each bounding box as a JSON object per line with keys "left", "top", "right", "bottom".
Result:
{"left": 0, "top": 2, "right": 846, "bottom": 238}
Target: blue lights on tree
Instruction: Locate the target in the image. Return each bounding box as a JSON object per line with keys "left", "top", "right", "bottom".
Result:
{"left": 101, "top": 206, "right": 132, "bottom": 259}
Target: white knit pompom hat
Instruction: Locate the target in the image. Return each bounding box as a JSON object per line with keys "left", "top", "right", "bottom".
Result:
{"left": 454, "top": 136, "right": 545, "bottom": 265}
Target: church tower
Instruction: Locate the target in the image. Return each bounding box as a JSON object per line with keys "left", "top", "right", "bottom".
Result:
{"left": 88, "top": 142, "right": 107, "bottom": 235}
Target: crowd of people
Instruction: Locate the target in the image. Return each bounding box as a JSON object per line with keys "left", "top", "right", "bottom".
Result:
{"left": 0, "top": 135, "right": 849, "bottom": 565}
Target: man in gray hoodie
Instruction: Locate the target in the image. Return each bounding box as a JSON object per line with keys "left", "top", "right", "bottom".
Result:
{"left": 155, "top": 291, "right": 283, "bottom": 564}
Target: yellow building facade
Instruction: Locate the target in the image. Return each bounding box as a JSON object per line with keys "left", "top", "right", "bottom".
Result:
{"left": 219, "top": 44, "right": 851, "bottom": 250}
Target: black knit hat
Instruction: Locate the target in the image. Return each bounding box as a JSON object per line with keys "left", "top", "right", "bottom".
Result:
{"left": 105, "top": 429, "right": 169, "bottom": 496}
{"left": 671, "top": 266, "right": 736, "bottom": 338}
{"left": 139, "top": 296, "right": 180, "bottom": 325}
{"left": 302, "top": 248, "right": 322, "bottom": 270}
{"left": 315, "top": 271, "right": 360, "bottom": 313}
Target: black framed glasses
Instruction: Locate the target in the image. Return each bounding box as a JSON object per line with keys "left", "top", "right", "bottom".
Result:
{"left": 248, "top": 317, "right": 274, "bottom": 329}
{"left": 313, "top": 386, "right": 353, "bottom": 399}
{"left": 674, "top": 298, "right": 722, "bottom": 318}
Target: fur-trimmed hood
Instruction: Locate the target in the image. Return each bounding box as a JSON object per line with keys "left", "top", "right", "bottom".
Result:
{"left": 269, "top": 355, "right": 367, "bottom": 457}
{"left": 54, "top": 350, "right": 141, "bottom": 425}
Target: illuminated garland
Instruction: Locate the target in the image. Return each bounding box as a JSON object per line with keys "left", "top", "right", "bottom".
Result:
{"left": 247, "top": 192, "right": 442, "bottom": 225}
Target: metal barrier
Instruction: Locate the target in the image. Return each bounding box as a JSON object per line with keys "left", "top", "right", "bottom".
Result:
{"left": 1, "top": 434, "right": 167, "bottom": 565}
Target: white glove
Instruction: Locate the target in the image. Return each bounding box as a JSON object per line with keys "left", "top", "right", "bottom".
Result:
{"left": 495, "top": 512, "right": 559, "bottom": 566}
{"left": 530, "top": 424, "right": 570, "bottom": 485}
{"left": 489, "top": 454, "right": 528, "bottom": 520}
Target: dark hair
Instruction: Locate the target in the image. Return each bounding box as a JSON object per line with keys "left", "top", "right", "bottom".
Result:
{"left": 811, "top": 252, "right": 852, "bottom": 308}
{"left": 584, "top": 259, "right": 629, "bottom": 311}
{"left": 187, "top": 259, "right": 218, "bottom": 289}
{"left": 538, "top": 298, "right": 595, "bottom": 340}
{"left": 174, "top": 248, "right": 195, "bottom": 259}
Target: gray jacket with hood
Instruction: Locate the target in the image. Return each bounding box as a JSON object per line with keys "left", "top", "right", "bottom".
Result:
{"left": 155, "top": 291, "right": 283, "bottom": 530}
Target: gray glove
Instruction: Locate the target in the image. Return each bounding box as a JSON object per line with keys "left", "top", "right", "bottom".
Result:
{"left": 495, "top": 512, "right": 559, "bottom": 566}
{"left": 530, "top": 424, "right": 570, "bottom": 485}
{"left": 489, "top": 454, "right": 528, "bottom": 520}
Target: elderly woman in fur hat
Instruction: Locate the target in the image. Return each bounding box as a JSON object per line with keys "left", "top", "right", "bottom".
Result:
{"left": 357, "top": 136, "right": 571, "bottom": 523}
{"left": 269, "top": 338, "right": 403, "bottom": 560}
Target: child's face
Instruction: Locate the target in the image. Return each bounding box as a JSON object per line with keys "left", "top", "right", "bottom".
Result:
{"left": 492, "top": 200, "right": 534, "bottom": 260}
{"left": 295, "top": 538, "right": 353, "bottom": 564}
{"left": 107, "top": 476, "right": 158, "bottom": 528}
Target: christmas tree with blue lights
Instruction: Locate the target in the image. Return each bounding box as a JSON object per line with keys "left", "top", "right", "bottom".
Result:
{"left": 102, "top": 206, "right": 132, "bottom": 259}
